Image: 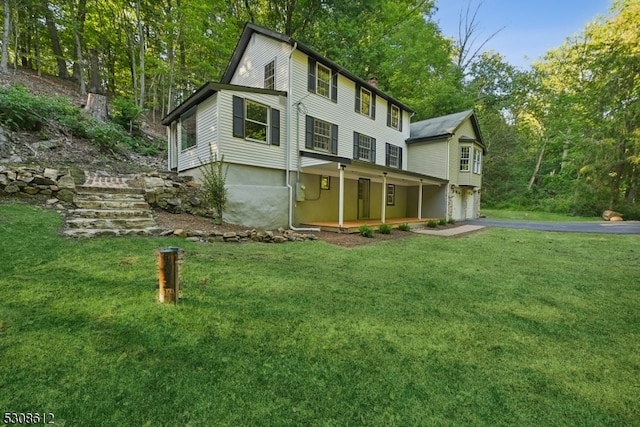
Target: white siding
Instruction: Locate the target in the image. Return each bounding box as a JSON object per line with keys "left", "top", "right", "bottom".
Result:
{"left": 230, "top": 33, "right": 290, "bottom": 92}
{"left": 217, "top": 90, "right": 287, "bottom": 170}
{"left": 178, "top": 94, "right": 219, "bottom": 172}
{"left": 407, "top": 141, "right": 448, "bottom": 179}
{"left": 289, "top": 50, "right": 410, "bottom": 169}
{"left": 451, "top": 120, "right": 482, "bottom": 187}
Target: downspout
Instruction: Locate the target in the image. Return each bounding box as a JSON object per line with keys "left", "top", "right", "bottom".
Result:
{"left": 286, "top": 42, "right": 320, "bottom": 232}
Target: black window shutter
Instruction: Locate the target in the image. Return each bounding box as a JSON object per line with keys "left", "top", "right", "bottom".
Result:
{"left": 398, "top": 147, "right": 403, "bottom": 169}
{"left": 371, "top": 137, "right": 376, "bottom": 163}
{"left": 331, "top": 124, "right": 338, "bottom": 154}
{"left": 399, "top": 109, "right": 403, "bottom": 132}
{"left": 270, "top": 108, "right": 280, "bottom": 146}
{"left": 371, "top": 92, "right": 376, "bottom": 119}
{"left": 385, "top": 143, "right": 390, "bottom": 167}
{"left": 305, "top": 115, "right": 314, "bottom": 149}
{"left": 308, "top": 58, "right": 316, "bottom": 93}
{"left": 353, "top": 132, "right": 359, "bottom": 159}
{"left": 355, "top": 84, "right": 361, "bottom": 113}
{"left": 232, "top": 96, "right": 244, "bottom": 138}
{"left": 386, "top": 100, "right": 391, "bottom": 127}
{"left": 331, "top": 72, "right": 338, "bottom": 102}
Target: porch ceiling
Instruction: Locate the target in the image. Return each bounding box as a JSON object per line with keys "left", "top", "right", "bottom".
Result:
{"left": 299, "top": 160, "right": 444, "bottom": 186}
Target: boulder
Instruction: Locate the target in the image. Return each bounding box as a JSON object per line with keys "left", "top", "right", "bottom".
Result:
{"left": 57, "top": 175, "right": 76, "bottom": 190}
{"left": 43, "top": 168, "right": 60, "bottom": 181}
{"left": 173, "top": 229, "right": 187, "bottom": 237}
{"left": 602, "top": 210, "right": 624, "bottom": 221}
{"left": 56, "top": 188, "right": 75, "bottom": 202}
{"left": 610, "top": 216, "right": 624, "bottom": 222}
{"left": 4, "top": 182, "right": 20, "bottom": 193}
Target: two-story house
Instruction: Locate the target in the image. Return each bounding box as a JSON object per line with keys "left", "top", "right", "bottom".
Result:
{"left": 161, "top": 23, "right": 485, "bottom": 230}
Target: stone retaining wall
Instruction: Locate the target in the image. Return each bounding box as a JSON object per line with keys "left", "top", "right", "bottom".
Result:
{"left": 0, "top": 165, "right": 76, "bottom": 204}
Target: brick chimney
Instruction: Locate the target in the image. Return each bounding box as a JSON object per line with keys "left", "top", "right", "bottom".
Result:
{"left": 368, "top": 76, "right": 378, "bottom": 88}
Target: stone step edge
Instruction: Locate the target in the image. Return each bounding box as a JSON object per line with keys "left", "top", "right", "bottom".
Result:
{"left": 76, "top": 185, "right": 146, "bottom": 195}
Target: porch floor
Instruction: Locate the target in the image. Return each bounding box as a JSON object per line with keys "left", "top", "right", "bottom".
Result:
{"left": 301, "top": 217, "right": 437, "bottom": 233}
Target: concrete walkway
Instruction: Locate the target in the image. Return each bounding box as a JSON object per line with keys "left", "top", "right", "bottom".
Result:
{"left": 413, "top": 224, "right": 485, "bottom": 237}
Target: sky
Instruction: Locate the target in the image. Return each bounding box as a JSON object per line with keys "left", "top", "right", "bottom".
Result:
{"left": 433, "top": 0, "right": 613, "bottom": 69}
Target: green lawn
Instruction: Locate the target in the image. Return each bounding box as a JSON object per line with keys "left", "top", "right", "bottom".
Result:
{"left": 1, "top": 203, "right": 638, "bottom": 426}
{"left": 480, "top": 208, "right": 602, "bottom": 222}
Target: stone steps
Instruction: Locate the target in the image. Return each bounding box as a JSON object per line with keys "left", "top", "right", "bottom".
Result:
{"left": 63, "top": 177, "right": 161, "bottom": 238}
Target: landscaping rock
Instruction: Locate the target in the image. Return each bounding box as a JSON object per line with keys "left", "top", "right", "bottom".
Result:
{"left": 57, "top": 175, "right": 76, "bottom": 190}
{"left": 173, "top": 229, "right": 187, "bottom": 237}
{"left": 57, "top": 188, "right": 75, "bottom": 202}
{"left": 602, "top": 210, "right": 624, "bottom": 221}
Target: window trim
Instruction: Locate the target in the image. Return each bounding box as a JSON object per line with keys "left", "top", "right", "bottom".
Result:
{"left": 308, "top": 57, "right": 338, "bottom": 102}
{"left": 386, "top": 184, "right": 396, "bottom": 206}
{"left": 390, "top": 104, "right": 400, "bottom": 130}
{"left": 360, "top": 87, "right": 372, "bottom": 117}
{"left": 232, "top": 96, "right": 280, "bottom": 146}
{"left": 460, "top": 146, "right": 471, "bottom": 172}
{"left": 180, "top": 106, "right": 197, "bottom": 151}
{"left": 353, "top": 131, "right": 376, "bottom": 163}
{"left": 244, "top": 99, "right": 269, "bottom": 143}
{"left": 264, "top": 60, "right": 275, "bottom": 90}
{"left": 305, "top": 115, "right": 338, "bottom": 154}
{"left": 316, "top": 62, "right": 332, "bottom": 99}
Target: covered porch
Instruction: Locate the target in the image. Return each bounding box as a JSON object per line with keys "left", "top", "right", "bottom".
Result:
{"left": 293, "top": 152, "right": 447, "bottom": 232}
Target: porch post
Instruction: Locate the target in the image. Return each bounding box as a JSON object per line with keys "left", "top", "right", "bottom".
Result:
{"left": 338, "top": 163, "right": 345, "bottom": 229}
{"left": 418, "top": 179, "right": 423, "bottom": 220}
{"left": 381, "top": 172, "right": 387, "bottom": 224}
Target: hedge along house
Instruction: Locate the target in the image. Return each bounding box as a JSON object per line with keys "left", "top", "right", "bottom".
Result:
{"left": 161, "top": 23, "right": 484, "bottom": 230}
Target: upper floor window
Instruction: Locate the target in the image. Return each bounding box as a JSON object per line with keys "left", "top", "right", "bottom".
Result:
{"left": 385, "top": 143, "right": 402, "bottom": 169}
{"left": 308, "top": 58, "right": 337, "bottom": 102}
{"left": 264, "top": 60, "right": 275, "bottom": 90}
{"left": 353, "top": 132, "right": 376, "bottom": 163}
{"left": 473, "top": 148, "right": 482, "bottom": 174}
{"left": 460, "top": 146, "right": 471, "bottom": 171}
{"left": 387, "top": 102, "right": 402, "bottom": 131}
{"left": 180, "top": 107, "right": 197, "bottom": 151}
{"left": 232, "top": 96, "right": 280, "bottom": 146}
{"left": 305, "top": 115, "right": 338, "bottom": 154}
{"left": 355, "top": 84, "right": 376, "bottom": 119}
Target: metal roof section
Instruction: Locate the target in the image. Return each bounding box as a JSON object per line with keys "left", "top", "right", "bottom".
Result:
{"left": 407, "top": 109, "right": 486, "bottom": 153}
{"left": 221, "top": 23, "right": 415, "bottom": 114}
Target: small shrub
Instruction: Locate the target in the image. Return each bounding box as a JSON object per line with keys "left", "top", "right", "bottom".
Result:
{"left": 447, "top": 218, "right": 456, "bottom": 225}
{"left": 427, "top": 220, "right": 438, "bottom": 228}
{"left": 438, "top": 218, "right": 447, "bottom": 226}
{"left": 111, "top": 97, "right": 145, "bottom": 134}
{"left": 378, "top": 223, "right": 393, "bottom": 234}
{"left": 398, "top": 223, "right": 411, "bottom": 231}
{"left": 358, "top": 224, "right": 374, "bottom": 238}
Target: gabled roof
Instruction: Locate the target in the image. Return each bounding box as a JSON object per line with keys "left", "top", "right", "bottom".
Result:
{"left": 161, "top": 82, "right": 286, "bottom": 125}
{"left": 221, "top": 23, "right": 415, "bottom": 114}
{"left": 407, "top": 109, "right": 486, "bottom": 153}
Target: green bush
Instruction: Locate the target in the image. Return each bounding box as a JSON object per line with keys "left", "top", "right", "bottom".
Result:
{"left": 438, "top": 218, "right": 447, "bottom": 226}
{"left": 358, "top": 224, "right": 374, "bottom": 238}
{"left": 111, "top": 97, "right": 145, "bottom": 134}
{"left": 378, "top": 223, "right": 393, "bottom": 234}
{"left": 447, "top": 218, "right": 456, "bottom": 225}
{"left": 398, "top": 223, "right": 411, "bottom": 231}
{"left": 427, "top": 220, "right": 438, "bottom": 228}
{"left": 0, "top": 85, "right": 49, "bottom": 130}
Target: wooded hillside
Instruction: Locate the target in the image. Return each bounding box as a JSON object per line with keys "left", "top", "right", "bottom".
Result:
{"left": 0, "top": 0, "right": 638, "bottom": 217}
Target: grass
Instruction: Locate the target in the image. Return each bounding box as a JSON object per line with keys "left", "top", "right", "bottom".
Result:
{"left": 1, "top": 202, "right": 639, "bottom": 426}
{"left": 481, "top": 208, "right": 601, "bottom": 222}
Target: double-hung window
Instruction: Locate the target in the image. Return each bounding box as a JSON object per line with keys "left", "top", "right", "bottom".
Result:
{"left": 264, "top": 60, "right": 275, "bottom": 90}
{"left": 353, "top": 132, "right": 376, "bottom": 163}
{"left": 308, "top": 58, "right": 338, "bottom": 102}
{"left": 473, "top": 148, "right": 482, "bottom": 174}
{"left": 245, "top": 100, "right": 269, "bottom": 143}
{"left": 385, "top": 143, "right": 402, "bottom": 169}
{"left": 305, "top": 115, "right": 338, "bottom": 154}
{"left": 232, "top": 96, "right": 280, "bottom": 146}
{"left": 180, "top": 107, "right": 197, "bottom": 151}
{"left": 355, "top": 84, "right": 376, "bottom": 118}
{"left": 460, "top": 146, "right": 471, "bottom": 171}
{"left": 387, "top": 102, "right": 402, "bottom": 131}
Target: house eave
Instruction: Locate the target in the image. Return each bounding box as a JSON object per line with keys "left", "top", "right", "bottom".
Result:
{"left": 221, "top": 23, "right": 415, "bottom": 114}
{"left": 161, "top": 82, "right": 286, "bottom": 126}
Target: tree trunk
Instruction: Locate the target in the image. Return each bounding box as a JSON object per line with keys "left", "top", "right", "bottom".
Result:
{"left": 135, "top": 0, "right": 145, "bottom": 109}
{"left": 43, "top": 4, "right": 69, "bottom": 79}
{"left": 1, "top": 0, "right": 9, "bottom": 74}
{"left": 84, "top": 93, "right": 108, "bottom": 122}
{"left": 88, "top": 48, "right": 101, "bottom": 93}
{"left": 528, "top": 146, "right": 545, "bottom": 191}
{"left": 74, "top": 32, "right": 86, "bottom": 95}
